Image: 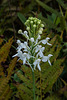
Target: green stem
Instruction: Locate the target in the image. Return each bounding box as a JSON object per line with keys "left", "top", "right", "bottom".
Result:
{"left": 32, "top": 70, "right": 36, "bottom": 100}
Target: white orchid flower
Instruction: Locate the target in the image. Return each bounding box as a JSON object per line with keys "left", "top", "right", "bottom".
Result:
{"left": 42, "top": 54, "right": 53, "bottom": 65}
{"left": 35, "top": 45, "right": 45, "bottom": 57}
{"left": 16, "top": 40, "right": 21, "bottom": 45}
{"left": 16, "top": 43, "right": 24, "bottom": 51}
{"left": 23, "top": 41, "right": 30, "bottom": 51}
{"left": 21, "top": 53, "right": 31, "bottom": 64}
{"left": 36, "top": 50, "right": 44, "bottom": 57}
{"left": 35, "top": 45, "right": 45, "bottom": 53}
{"left": 12, "top": 50, "right": 22, "bottom": 59}
{"left": 24, "top": 41, "right": 28, "bottom": 47}
{"left": 16, "top": 41, "right": 30, "bottom": 51}
{"left": 33, "top": 59, "right": 41, "bottom": 71}
{"left": 35, "top": 35, "right": 41, "bottom": 44}
{"left": 41, "top": 37, "right": 52, "bottom": 45}
{"left": 37, "top": 35, "right": 41, "bottom": 40}
{"left": 13, "top": 51, "right": 31, "bottom": 64}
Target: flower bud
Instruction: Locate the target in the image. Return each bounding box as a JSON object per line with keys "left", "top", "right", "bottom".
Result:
{"left": 37, "top": 35, "right": 41, "bottom": 39}
{"left": 33, "top": 24, "right": 36, "bottom": 28}
{"left": 37, "top": 21, "right": 41, "bottom": 24}
{"left": 30, "top": 37, "right": 34, "bottom": 42}
{"left": 41, "top": 24, "right": 44, "bottom": 27}
{"left": 39, "top": 30, "right": 42, "bottom": 34}
{"left": 30, "top": 21, "right": 33, "bottom": 24}
{"left": 18, "top": 29, "right": 22, "bottom": 34}
{"left": 26, "top": 20, "right": 29, "bottom": 23}
{"left": 29, "top": 17, "right": 33, "bottom": 20}
{"left": 27, "top": 27, "right": 30, "bottom": 31}
{"left": 34, "top": 20, "right": 37, "bottom": 23}
{"left": 24, "top": 31, "right": 28, "bottom": 34}
{"left": 40, "top": 28, "right": 43, "bottom": 31}
{"left": 17, "top": 40, "right": 21, "bottom": 45}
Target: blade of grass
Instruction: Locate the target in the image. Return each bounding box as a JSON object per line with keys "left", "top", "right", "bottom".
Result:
{"left": 17, "top": 12, "right": 26, "bottom": 24}
{"left": 36, "top": 0, "right": 61, "bottom": 16}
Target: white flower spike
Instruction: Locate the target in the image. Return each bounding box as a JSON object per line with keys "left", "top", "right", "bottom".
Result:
{"left": 12, "top": 17, "right": 53, "bottom": 71}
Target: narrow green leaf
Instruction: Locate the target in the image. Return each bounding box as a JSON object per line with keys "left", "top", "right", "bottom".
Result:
{"left": 60, "top": 16, "right": 66, "bottom": 31}
{"left": 17, "top": 13, "right": 26, "bottom": 24}
{"left": 56, "top": 0, "right": 67, "bottom": 9}
{"left": 44, "top": 0, "right": 52, "bottom": 4}
{"left": 55, "top": 17, "right": 60, "bottom": 26}
{"left": 36, "top": 0, "right": 61, "bottom": 16}
{"left": 65, "top": 10, "right": 67, "bottom": 20}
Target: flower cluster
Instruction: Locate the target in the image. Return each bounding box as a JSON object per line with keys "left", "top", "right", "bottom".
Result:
{"left": 25, "top": 17, "right": 44, "bottom": 39}
{"left": 12, "top": 17, "right": 53, "bottom": 71}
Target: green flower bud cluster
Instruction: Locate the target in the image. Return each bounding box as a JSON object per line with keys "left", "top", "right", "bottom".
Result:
{"left": 25, "top": 17, "right": 44, "bottom": 38}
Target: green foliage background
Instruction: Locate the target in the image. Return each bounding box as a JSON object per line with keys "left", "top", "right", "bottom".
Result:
{"left": 0, "top": 0, "right": 67, "bottom": 100}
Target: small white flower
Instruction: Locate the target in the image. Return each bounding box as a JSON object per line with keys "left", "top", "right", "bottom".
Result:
{"left": 24, "top": 41, "right": 30, "bottom": 49}
{"left": 12, "top": 50, "right": 22, "bottom": 59}
{"left": 35, "top": 45, "right": 45, "bottom": 53}
{"left": 24, "top": 41, "right": 27, "bottom": 46}
{"left": 33, "top": 59, "right": 41, "bottom": 71}
{"left": 23, "top": 42, "right": 30, "bottom": 51}
{"left": 21, "top": 53, "right": 31, "bottom": 64}
{"left": 13, "top": 51, "right": 31, "bottom": 65}
{"left": 37, "top": 35, "right": 41, "bottom": 40}
{"left": 35, "top": 35, "right": 41, "bottom": 44}
{"left": 17, "top": 40, "right": 21, "bottom": 45}
{"left": 16, "top": 41, "right": 28, "bottom": 51}
{"left": 35, "top": 45, "right": 41, "bottom": 53}
{"left": 30, "top": 37, "right": 34, "bottom": 42}
{"left": 42, "top": 54, "right": 53, "bottom": 65}
{"left": 41, "top": 37, "right": 52, "bottom": 45}
{"left": 37, "top": 50, "right": 44, "bottom": 57}
{"left": 16, "top": 43, "right": 24, "bottom": 51}
{"left": 35, "top": 45, "right": 45, "bottom": 57}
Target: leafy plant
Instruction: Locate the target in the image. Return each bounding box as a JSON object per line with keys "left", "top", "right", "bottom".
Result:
{"left": 35, "top": 0, "right": 67, "bottom": 33}
{"left": 0, "top": 37, "right": 17, "bottom": 100}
